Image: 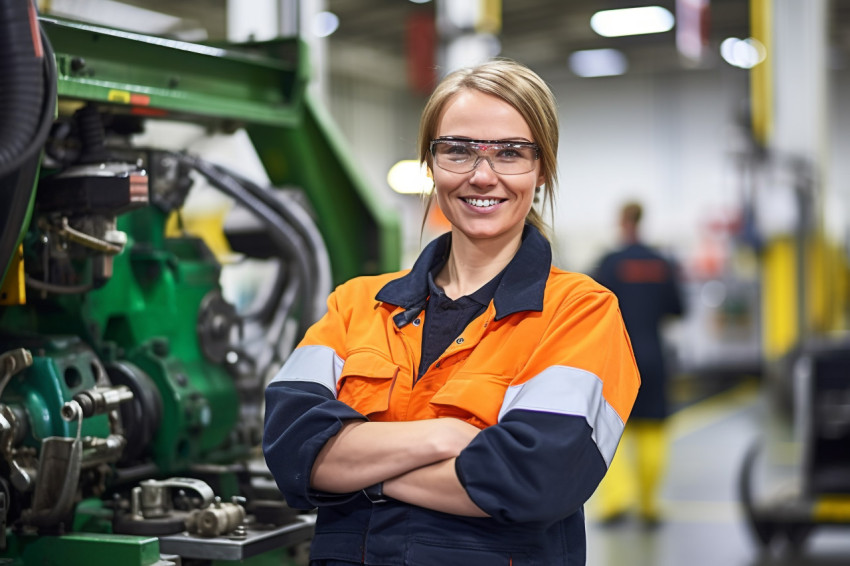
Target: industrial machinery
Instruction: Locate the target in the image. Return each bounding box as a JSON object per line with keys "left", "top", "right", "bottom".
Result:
{"left": 0, "top": 3, "right": 399, "bottom": 565}
{"left": 739, "top": 336, "right": 850, "bottom": 553}
{"left": 734, "top": 153, "right": 850, "bottom": 554}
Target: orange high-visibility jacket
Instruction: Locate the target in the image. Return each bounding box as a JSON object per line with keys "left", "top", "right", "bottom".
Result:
{"left": 264, "top": 225, "right": 640, "bottom": 565}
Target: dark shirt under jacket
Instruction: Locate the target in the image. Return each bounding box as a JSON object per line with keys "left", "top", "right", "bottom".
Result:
{"left": 418, "top": 266, "right": 504, "bottom": 380}
{"left": 312, "top": 269, "right": 504, "bottom": 566}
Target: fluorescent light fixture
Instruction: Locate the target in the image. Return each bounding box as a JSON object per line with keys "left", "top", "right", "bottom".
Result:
{"left": 46, "top": 0, "right": 207, "bottom": 40}
{"left": 720, "top": 37, "right": 767, "bottom": 69}
{"left": 387, "top": 160, "right": 432, "bottom": 195}
{"left": 313, "top": 11, "right": 339, "bottom": 38}
{"left": 569, "top": 48, "right": 628, "bottom": 78}
{"left": 409, "top": 0, "right": 432, "bottom": 3}
{"left": 590, "top": 6, "right": 675, "bottom": 37}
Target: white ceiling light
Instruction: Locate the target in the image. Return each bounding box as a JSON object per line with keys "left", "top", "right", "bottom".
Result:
{"left": 590, "top": 6, "right": 675, "bottom": 38}
{"left": 569, "top": 49, "right": 628, "bottom": 78}
{"left": 720, "top": 37, "right": 767, "bottom": 69}
{"left": 313, "top": 11, "right": 340, "bottom": 38}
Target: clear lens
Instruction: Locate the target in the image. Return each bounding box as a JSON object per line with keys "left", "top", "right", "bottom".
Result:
{"left": 431, "top": 140, "right": 538, "bottom": 175}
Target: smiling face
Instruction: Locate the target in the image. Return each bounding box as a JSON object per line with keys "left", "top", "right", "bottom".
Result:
{"left": 432, "top": 89, "right": 544, "bottom": 247}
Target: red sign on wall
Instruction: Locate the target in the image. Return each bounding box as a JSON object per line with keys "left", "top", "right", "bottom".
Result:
{"left": 407, "top": 11, "right": 437, "bottom": 95}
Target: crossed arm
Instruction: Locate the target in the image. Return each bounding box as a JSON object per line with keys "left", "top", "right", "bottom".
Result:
{"left": 310, "top": 418, "right": 489, "bottom": 517}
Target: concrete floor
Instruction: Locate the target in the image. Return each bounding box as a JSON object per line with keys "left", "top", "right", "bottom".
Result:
{"left": 584, "top": 380, "right": 850, "bottom": 566}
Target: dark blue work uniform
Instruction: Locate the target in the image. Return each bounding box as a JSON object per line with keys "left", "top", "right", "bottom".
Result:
{"left": 593, "top": 242, "right": 684, "bottom": 419}
{"left": 264, "top": 226, "right": 639, "bottom": 566}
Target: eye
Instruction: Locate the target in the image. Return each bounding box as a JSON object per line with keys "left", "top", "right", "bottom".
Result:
{"left": 495, "top": 147, "right": 523, "bottom": 159}
{"left": 495, "top": 144, "right": 536, "bottom": 161}
{"left": 443, "top": 144, "right": 473, "bottom": 158}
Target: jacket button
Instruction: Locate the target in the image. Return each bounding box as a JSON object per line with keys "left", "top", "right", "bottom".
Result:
{"left": 413, "top": 318, "right": 421, "bottom": 326}
{"left": 456, "top": 337, "right": 464, "bottom": 344}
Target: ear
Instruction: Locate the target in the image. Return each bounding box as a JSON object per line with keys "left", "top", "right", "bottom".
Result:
{"left": 426, "top": 166, "right": 437, "bottom": 194}
{"left": 536, "top": 172, "right": 545, "bottom": 190}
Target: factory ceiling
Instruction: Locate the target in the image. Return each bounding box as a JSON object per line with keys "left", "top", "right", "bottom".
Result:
{"left": 47, "top": 1, "right": 850, "bottom": 86}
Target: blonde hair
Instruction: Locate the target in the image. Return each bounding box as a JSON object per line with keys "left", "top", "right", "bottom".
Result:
{"left": 418, "top": 59, "right": 559, "bottom": 237}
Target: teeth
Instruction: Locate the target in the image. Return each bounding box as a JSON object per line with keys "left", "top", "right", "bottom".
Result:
{"left": 464, "top": 198, "right": 500, "bottom": 208}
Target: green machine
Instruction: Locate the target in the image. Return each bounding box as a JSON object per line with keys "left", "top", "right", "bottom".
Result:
{"left": 0, "top": 3, "right": 399, "bottom": 565}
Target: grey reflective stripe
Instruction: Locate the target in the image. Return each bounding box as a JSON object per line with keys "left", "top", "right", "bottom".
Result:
{"left": 498, "top": 366, "right": 625, "bottom": 467}
{"left": 269, "top": 345, "right": 344, "bottom": 397}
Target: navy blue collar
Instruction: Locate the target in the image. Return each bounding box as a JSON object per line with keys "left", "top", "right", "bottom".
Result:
{"left": 426, "top": 258, "right": 503, "bottom": 308}
{"left": 375, "top": 224, "right": 551, "bottom": 327}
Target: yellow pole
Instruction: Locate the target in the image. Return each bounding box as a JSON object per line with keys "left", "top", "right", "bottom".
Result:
{"left": 751, "top": 0, "right": 801, "bottom": 360}
{"left": 750, "top": 0, "right": 772, "bottom": 146}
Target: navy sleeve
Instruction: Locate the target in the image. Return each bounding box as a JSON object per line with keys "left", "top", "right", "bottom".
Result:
{"left": 665, "top": 258, "right": 686, "bottom": 317}
{"left": 591, "top": 255, "right": 616, "bottom": 291}
{"left": 263, "top": 380, "right": 367, "bottom": 509}
{"left": 455, "top": 410, "right": 607, "bottom": 524}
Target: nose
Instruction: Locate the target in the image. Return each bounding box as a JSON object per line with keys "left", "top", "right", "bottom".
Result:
{"left": 469, "top": 156, "right": 498, "bottom": 184}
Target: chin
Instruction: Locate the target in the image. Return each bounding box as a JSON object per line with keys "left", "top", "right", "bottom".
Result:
{"left": 456, "top": 224, "right": 516, "bottom": 242}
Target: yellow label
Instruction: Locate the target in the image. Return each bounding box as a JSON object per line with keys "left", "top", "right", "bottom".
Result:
{"left": 813, "top": 496, "right": 850, "bottom": 521}
{"left": 0, "top": 245, "right": 26, "bottom": 305}
{"left": 107, "top": 90, "right": 132, "bottom": 104}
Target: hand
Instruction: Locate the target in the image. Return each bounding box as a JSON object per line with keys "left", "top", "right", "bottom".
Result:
{"left": 432, "top": 418, "right": 481, "bottom": 459}
{"left": 311, "top": 418, "right": 480, "bottom": 493}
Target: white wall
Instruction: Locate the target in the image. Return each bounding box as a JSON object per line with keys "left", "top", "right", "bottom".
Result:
{"left": 547, "top": 67, "right": 751, "bottom": 272}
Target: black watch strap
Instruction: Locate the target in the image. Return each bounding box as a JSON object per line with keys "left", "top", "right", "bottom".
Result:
{"left": 363, "top": 481, "right": 387, "bottom": 504}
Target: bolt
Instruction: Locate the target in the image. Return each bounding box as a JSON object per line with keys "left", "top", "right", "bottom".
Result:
{"left": 151, "top": 339, "right": 169, "bottom": 358}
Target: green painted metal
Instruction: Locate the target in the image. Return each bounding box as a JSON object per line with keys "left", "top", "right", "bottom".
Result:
{"left": 0, "top": 209, "right": 241, "bottom": 470}
{"left": 0, "top": 17, "right": 401, "bottom": 563}
{"left": 40, "top": 16, "right": 401, "bottom": 281}
{"left": 249, "top": 96, "right": 402, "bottom": 281}
{"left": 1, "top": 532, "right": 163, "bottom": 566}
{"left": 0, "top": 231, "right": 240, "bottom": 462}
{"left": 84, "top": 209, "right": 242, "bottom": 470}
{"left": 1, "top": 338, "right": 110, "bottom": 445}
{"left": 41, "top": 17, "right": 306, "bottom": 127}
{"left": 72, "top": 498, "right": 115, "bottom": 533}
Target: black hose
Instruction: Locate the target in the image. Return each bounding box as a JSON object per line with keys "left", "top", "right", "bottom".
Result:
{"left": 25, "top": 274, "right": 94, "bottom": 295}
{"left": 74, "top": 104, "right": 109, "bottom": 165}
{"left": 0, "top": 2, "right": 57, "bottom": 178}
{"left": 1, "top": 4, "right": 57, "bottom": 284}
{"left": 176, "top": 153, "right": 319, "bottom": 338}
{"left": 211, "top": 163, "right": 332, "bottom": 323}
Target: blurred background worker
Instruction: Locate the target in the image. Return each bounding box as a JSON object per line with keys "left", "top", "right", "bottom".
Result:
{"left": 591, "top": 201, "right": 685, "bottom": 527}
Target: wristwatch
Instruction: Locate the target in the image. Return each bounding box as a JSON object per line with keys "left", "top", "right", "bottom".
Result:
{"left": 363, "top": 481, "right": 387, "bottom": 504}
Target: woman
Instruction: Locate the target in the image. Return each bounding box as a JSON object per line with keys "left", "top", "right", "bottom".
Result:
{"left": 263, "top": 59, "right": 640, "bottom": 566}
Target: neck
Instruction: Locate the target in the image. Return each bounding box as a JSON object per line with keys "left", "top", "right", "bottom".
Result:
{"left": 622, "top": 228, "right": 639, "bottom": 244}
{"left": 436, "top": 226, "right": 523, "bottom": 299}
